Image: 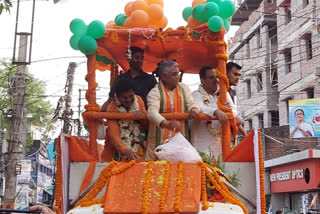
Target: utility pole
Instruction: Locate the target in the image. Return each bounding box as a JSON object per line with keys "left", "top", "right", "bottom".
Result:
{"left": 4, "top": 35, "right": 28, "bottom": 203}
{"left": 77, "top": 89, "right": 82, "bottom": 137}
{"left": 62, "top": 62, "right": 77, "bottom": 135}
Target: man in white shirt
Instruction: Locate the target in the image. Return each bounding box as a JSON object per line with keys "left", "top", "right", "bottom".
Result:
{"left": 146, "top": 60, "right": 200, "bottom": 160}
{"left": 226, "top": 62, "right": 247, "bottom": 136}
{"left": 191, "top": 66, "right": 231, "bottom": 157}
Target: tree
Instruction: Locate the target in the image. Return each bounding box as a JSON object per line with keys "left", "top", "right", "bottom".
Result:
{"left": 0, "top": 0, "right": 12, "bottom": 15}
{"left": 0, "top": 59, "right": 55, "bottom": 149}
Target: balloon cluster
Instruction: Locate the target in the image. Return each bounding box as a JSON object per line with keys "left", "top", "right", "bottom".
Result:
{"left": 182, "top": 0, "right": 235, "bottom": 32}
{"left": 69, "top": 18, "right": 106, "bottom": 55}
{"left": 108, "top": 0, "right": 168, "bottom": 29}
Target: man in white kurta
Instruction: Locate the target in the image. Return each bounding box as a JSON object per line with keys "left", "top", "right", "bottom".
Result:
{"left": 191, "top": 66, "right": 233, "bottom": 158}
{"left": 146, "top": 60, "right": 200, "bottom": 160}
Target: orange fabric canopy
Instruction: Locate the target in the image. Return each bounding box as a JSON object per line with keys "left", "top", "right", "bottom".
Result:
{"left": 97, "top": 25, "right": 226, "bottom": 74}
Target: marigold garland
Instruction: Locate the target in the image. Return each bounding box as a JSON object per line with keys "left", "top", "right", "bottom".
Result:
{"left": 110, "top": 31, "right": 119, "bottom": 44}
{"left": 141, "top": 161, "right": 154, "bottom": 214}
{"left": 84, "top": 103, "right": 100, "bottom": 112}
{"left": 75, "top": 161, "right": 118, "bottom": 207}
{"left": 155, "top": 28, "right": 168, "bottom": 40}
{"left": 174, "top": 161, "right": 183, "bottom": 214}
{"left": 199, "top": 162, "right": 248, "bottom": 214}
{"left": 200, "top": 163, "right": 209, "bottom": 210}
{"left": 54, "top": 137, "right": 62, "bottom": 214}
{"left": 258, "top": 131, "right": 266, "bottom": 214}
{"left": 159, "top": 161, "right": 172, "bottom": 212}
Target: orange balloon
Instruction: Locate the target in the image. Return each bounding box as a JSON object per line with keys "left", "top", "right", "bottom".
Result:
{"left": 146, "top": 0, "right": 164, "bottom": 7}
{"left": 147, "top": 4, "right": 163, "bottom": 21}
{"left": 124, "top": 2, "right": 134, "bottom": 16}
{"left": 131, "top": 10, "right": 150, "bottom": 27}
{"left": 158, "top": 15, "right": 168, "bottom": 29}
{"left": 187, "top": 16, "right": 202, "bottom": 28}
{"left": 192, "top": 0, "right": 206, "bottom": 8}
{"left": 131, "top": 0, "right": 148, "bottom": 11}
{"left": 106, "top": 20, "right": 116, "bottom": 29}
{"left": 123, "top": 17, "right": 133, "bottom": 28}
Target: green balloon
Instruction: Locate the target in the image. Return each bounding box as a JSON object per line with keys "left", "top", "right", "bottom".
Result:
{"left": 203, "top": 2, "right": 219, "bottom": 22}
{"left": 115, "top": 14, "right": 127, "bottom": 26}
{"left": 83, "top": 122, "right": 89, "bottom": 131}
{"left": 207, "top": 0, "right": 222, "bottom": 7}
{"left": 208, "top": 16, "right": 224, "bottom": 32}
{"left": 182, "top": 7, "right": 193, "bottom": 22}
{"left": 192, "top": 4, "right": 205, "bottom": 22}
{"left": 87, "top": 20, "right": 106, "bottom": 39}
{"left": 70, "top": 18, "right": 87, "bottom": 36}
{"left": 78, "top": 35, "right": 97, "bottom": 55}
{"left": 69, "top": 35, "right": 80, "bottom": 50}
{"left": 222, "top": 18, "right": 230, "bottom": 31}
{"left": 219, "top": 0, "right": 236, "bottom": 18}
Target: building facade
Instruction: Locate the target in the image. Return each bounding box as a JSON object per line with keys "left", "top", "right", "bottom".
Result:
{"left": 229, "top": 0, "right": 320, "bottom": 132}
{"left": 229, "top": 1, "right": 320, "bottom": 212}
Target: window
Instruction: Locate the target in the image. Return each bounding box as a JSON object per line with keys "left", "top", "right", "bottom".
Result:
{"left": 286, "top": 98, "right": 292, "bottom": 122}
{"left": 305, "top": 34, "right": 312, "bottom": 60}
{"left": 284, "top": 49, "right": 292, "bottom": 73}
{"left": 306, "top": 87, "right": 314, "bottom": 98}
{"left": 270, "top": 111, "right": 279, "bottom": 127}
{"left": 271, "top": 63, "right": 278, "bottom": 87}
{"left": 247, "top": 119, "right": 253, "bottom": 131}
{"left": 303, "top": 0, "right": 309, "bottom": 8}
{"left": 257, "top": 29, "right": 262, "bottom": 48}
{"left": 258, "top": 114, "right": 264, "bottom": 129}
{"left": 256, "top": 72, "right": 263, "bottom": 91}
{"left": 246, "top": 79, "right": 251, "bottom": 98}
{"left": 285, "top": 7, "right": 291, "bottom": 24}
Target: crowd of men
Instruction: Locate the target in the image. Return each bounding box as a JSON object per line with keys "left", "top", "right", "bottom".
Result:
{"left": 100, "top": 47, "right": 246, "bottom": 162}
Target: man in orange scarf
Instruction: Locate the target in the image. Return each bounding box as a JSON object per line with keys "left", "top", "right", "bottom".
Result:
{"left": 101, "top": 79, "right": 147, "bottom": 161}
{"left": 145, "top": 60, "right": 200, "bottom": 160}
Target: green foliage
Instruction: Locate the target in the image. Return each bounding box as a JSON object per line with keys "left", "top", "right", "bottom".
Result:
{"left": 0, "top": 59, "right": 55, "bottom": 144}
{"left": 199, "top": 152, "right": 241, "bottom": 188}
{"left": 0, "top": 0, "right": 12, "bottom": 15}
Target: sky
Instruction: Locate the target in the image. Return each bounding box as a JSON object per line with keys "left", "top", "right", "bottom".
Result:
{"left": 0, "top": 0, "right": 238, "bottom": 136}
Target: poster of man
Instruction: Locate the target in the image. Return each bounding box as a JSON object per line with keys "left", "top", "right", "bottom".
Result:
{"left": 289, "top": 98, "right": 320, "bottom": 138}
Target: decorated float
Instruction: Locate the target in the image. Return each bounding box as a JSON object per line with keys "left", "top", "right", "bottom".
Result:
{"left": 54, "top": 0, "right": 266, "bottom": 213}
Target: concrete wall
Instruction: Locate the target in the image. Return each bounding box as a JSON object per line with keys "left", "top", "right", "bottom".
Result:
{"left": 276, "top": 0, "right": 320, "bottom": 125}
{"left": 229, "top": 0, "right": 320, "bottom": 129}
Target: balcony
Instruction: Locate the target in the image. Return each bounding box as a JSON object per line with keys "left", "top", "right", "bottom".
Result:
{"left": 231, "top": 0, "right": 263, "bottom": 25}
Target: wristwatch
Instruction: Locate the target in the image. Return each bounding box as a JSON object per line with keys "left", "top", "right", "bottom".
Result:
{"left": 160, "top": 119, "right": 167, "bottom": 128}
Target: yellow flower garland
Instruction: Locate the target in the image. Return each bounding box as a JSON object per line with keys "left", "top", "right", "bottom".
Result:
{"left": 75, "top": 160, "right": 136, "bottom": 208}
{"left": 258, "top": 131, "right": 266, "bottom": 214}
{"left": 54, "top": 137, "right": 62, "bottom": 214}
{"left": 160, "top": 161, "right": 172, "bottom": 212}
{"left": 110, "top": 31, "right": 119, "bottom": 44}
{"left": 141, "top": 161, "right": 154, "bottom": 214}
{"left": 200, "top": 162, "right": 248, "bottom": 214}
{"left": 200, "top": 164, "right": 209, "bottom": 210}
{"left": 174, "top": 161, "right": 183, "bottom": 214}
{"left": 75, "top": 161, "right": 117, "bottom": 207}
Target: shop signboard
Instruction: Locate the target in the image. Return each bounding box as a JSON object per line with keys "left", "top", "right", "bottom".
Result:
{"left": 270, "top": 158, "right": 320, "bottom": 193}
{"left": 14, "top": 184, "right": 29, "bottom": 211}
{"left": 17, "top": 160, "right": 32, "bottom": 184}
{"left": 289, "top": 98, "right": 320, "bottom": 138}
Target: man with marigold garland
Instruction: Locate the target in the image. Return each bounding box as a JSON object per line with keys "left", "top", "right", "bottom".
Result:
{"left": 191, "top": 66, "right": 235, "bottom": 158}
{"left": 101, "top": 79, "right": 148, "bottom": 161}
{"left": 145, "top": 60, "right": 200, "bottom": 160}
